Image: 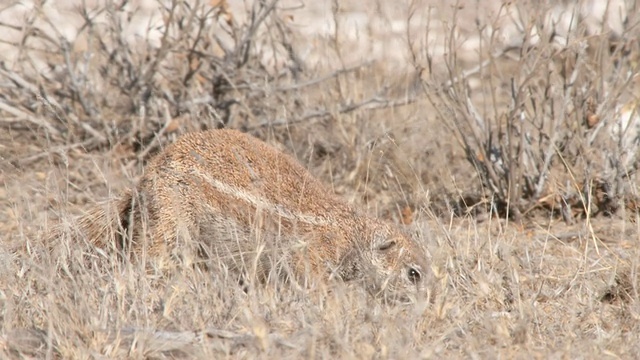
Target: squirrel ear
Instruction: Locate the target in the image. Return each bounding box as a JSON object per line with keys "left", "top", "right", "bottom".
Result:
{"left": 375, "top": 239, "right": 396, "bottom": 252}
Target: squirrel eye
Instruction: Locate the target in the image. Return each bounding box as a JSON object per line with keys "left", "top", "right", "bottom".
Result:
{"left": 408, "top": 267, "right": 421, "bottom": 284}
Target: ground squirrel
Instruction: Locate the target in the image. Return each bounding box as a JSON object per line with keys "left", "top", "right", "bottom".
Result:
{"left": 68, "top": 129, "right": 429, "bottom": 299}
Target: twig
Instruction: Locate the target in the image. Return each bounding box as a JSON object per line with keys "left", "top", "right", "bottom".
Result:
{"left": 0, "top": 64, "right": 106, "bottom": 140}
{"left": 136, "top": 104, "right": 175, "bottom": 161}
{"left": 177, "top": 62, "right": 372, "bottom": 109}
{"left": 0, "top": 64, "right": 64, "bottom": 110}
{"left": 275, "top": 61, "right": 374, "bottom": 92}
{"left": 0, "top": 100, "right": 61, "bottom": 138}
{"left": 237, "top": 0, "right": 280, "bottom": 66}
{"left": 137, "top": 0, "right": 180, "bottom": 87}
{"left": 12, "top": 138, "right": 103, "bottom": 166}
{"left": 441, "top": 48, "right": 514, "bottom": 90}
{"left": 249, "top": 95, "right": 420, "bottom": 130}
{"left": 60, "top": 38, "right": 97, "bottom": 119}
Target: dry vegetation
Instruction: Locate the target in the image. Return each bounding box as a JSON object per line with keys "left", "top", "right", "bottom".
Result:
{"left": 1, "top": 0, "right": 640, "bottom": 358}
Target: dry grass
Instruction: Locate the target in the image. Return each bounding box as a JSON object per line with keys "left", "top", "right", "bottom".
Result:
{"left": 1, "top": 0, "right": 640, "bottom": 358}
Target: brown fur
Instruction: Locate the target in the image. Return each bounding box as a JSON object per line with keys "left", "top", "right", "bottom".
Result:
{"left": 61, "top": 129, "right": 429, "bottom": 299}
